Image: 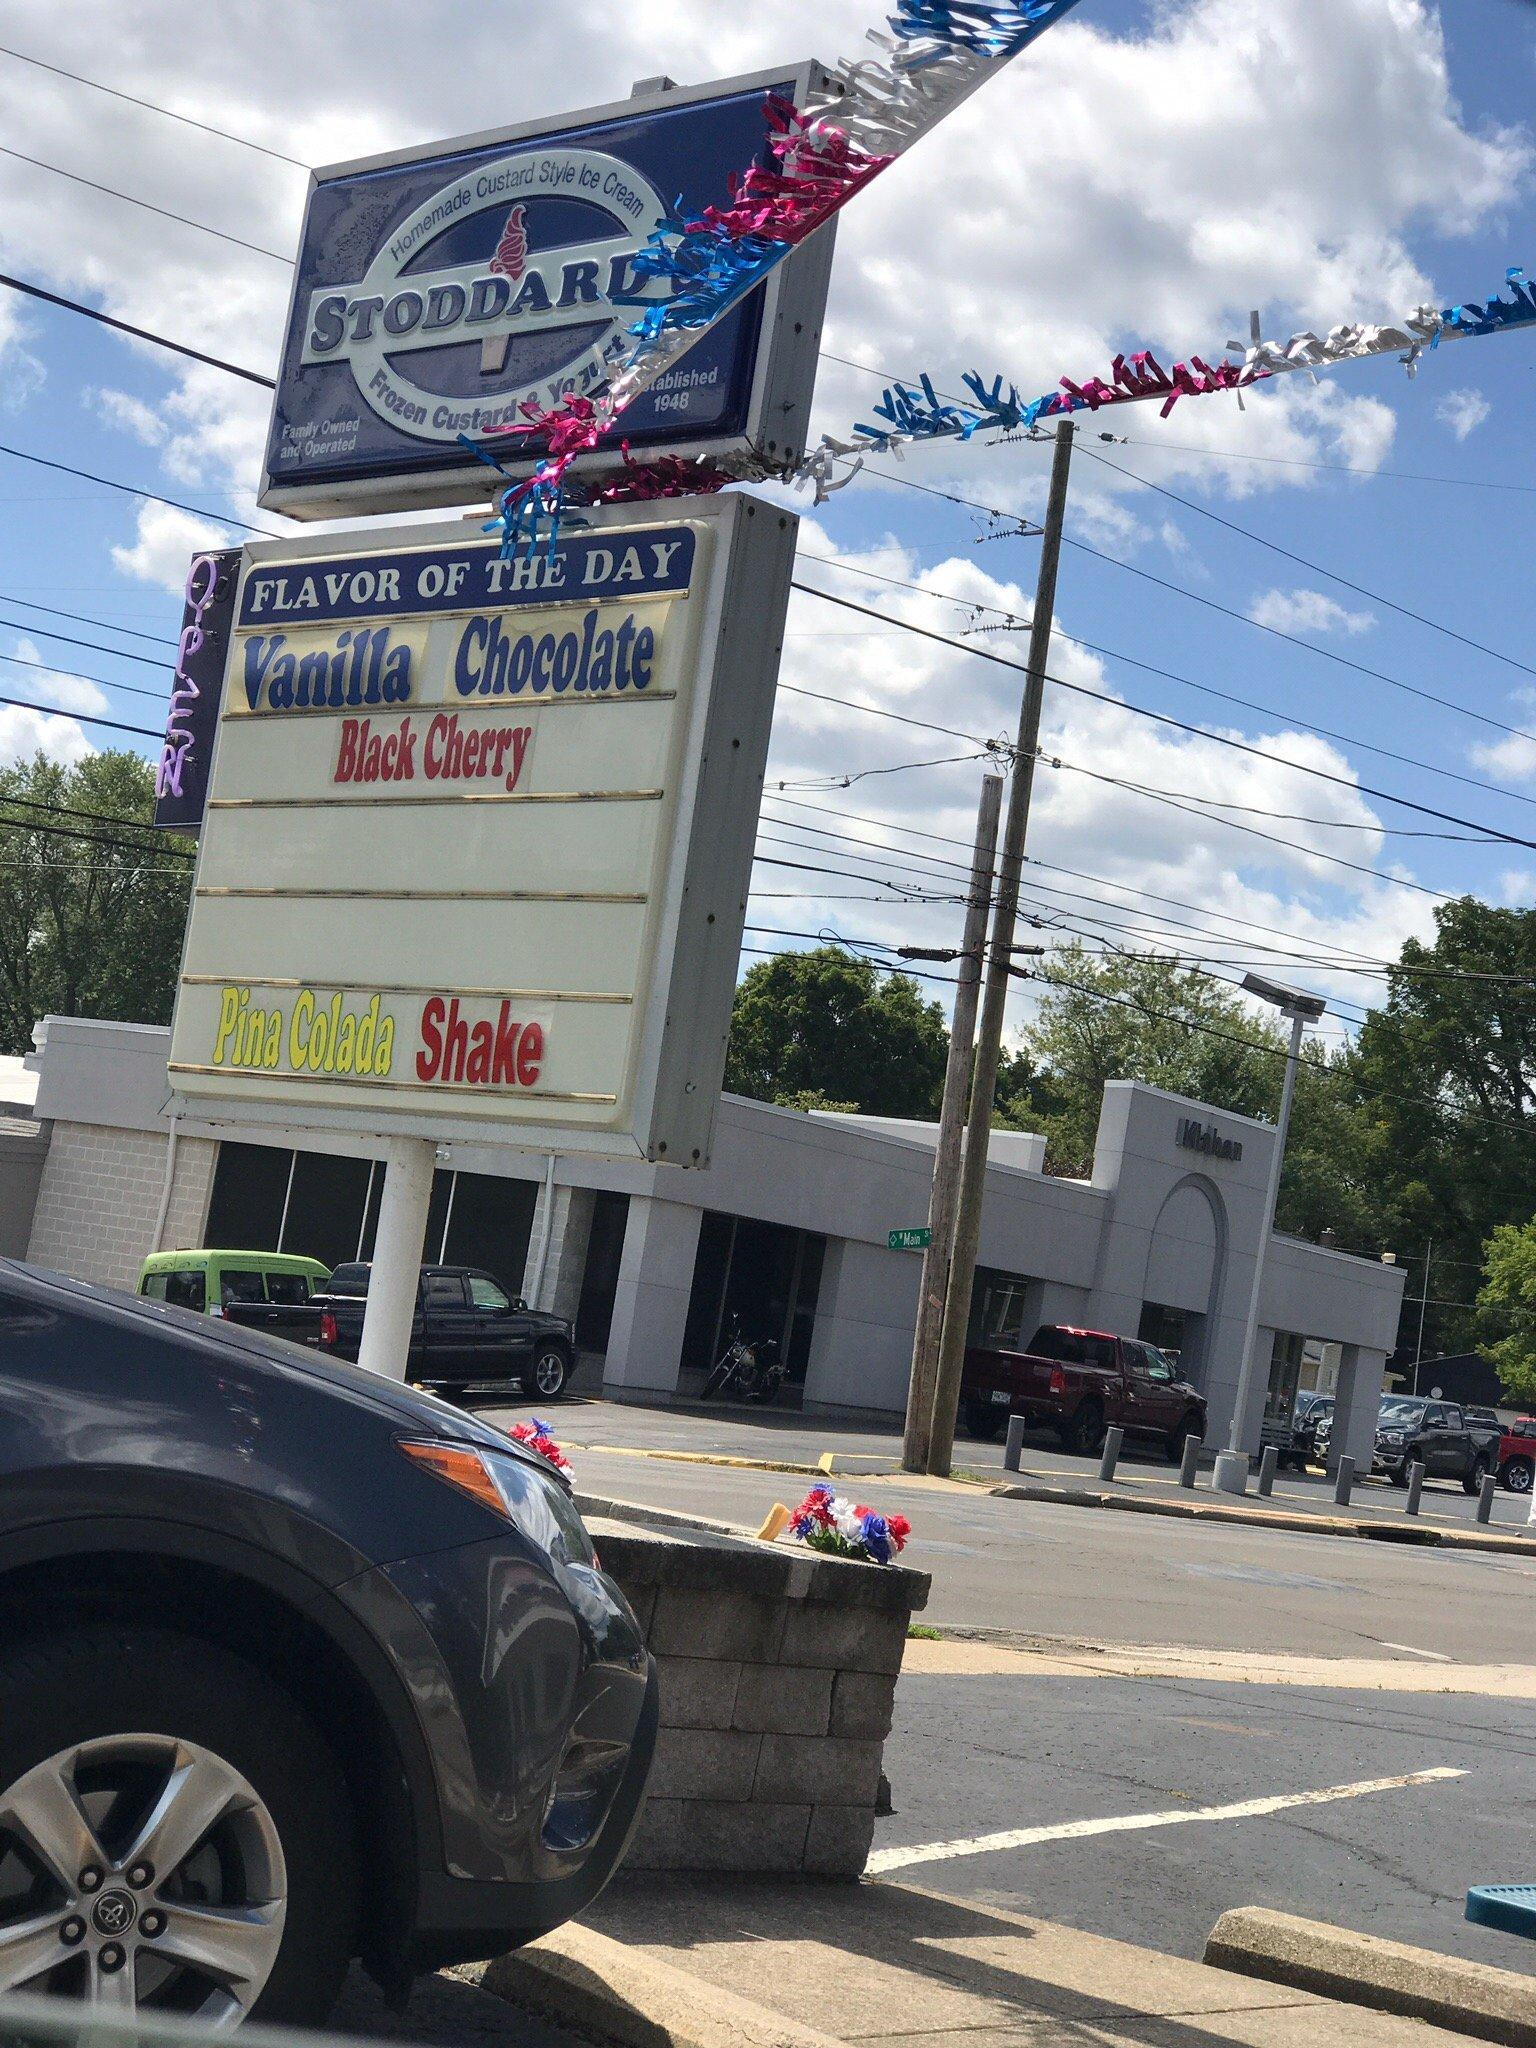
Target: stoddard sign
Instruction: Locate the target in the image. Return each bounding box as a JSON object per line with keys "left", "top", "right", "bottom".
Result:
{"left": 261, "top": 67, "right": 835, "bottom": 517}
{"left": 167, "top": 496, "right": 796, "bottom": 1166}
{"left": 1177, "top": 1117, "right": 1244, "bottom": 1163}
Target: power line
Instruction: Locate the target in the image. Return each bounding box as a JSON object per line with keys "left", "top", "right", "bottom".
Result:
{"left": 1078, "top": 441, "right": 1536, "bottom": 692}
{"left": 0, "top": 791, "right": 192, "bottom": 843}
{"left": 0, "top": 591, "right": 177, "bottom": 649}
{"left": 790, "top": 578, "right": 1536, "bottom": 869}
{"left": 0, "top": 440, "right": 273, "bottom": 536}
{"left": 0, "top": 143, "right": 291, "bottom": 263}
{"left": 0, "top": 692, "right": 160, "bottom": 741}
{"left": 0, "top": 44, "right": 308, "bottom": 167}
{"left": 0, "top": 648, "right": 174, "bottom": 707}
{"left": 795, "top": 545, "right": 1536, "bottom": 815}
{"left": 0, "top": 272, "right": 276, "bottom": 387}
{"left": 0, "top": 615, "right": 167, "bottom": 672}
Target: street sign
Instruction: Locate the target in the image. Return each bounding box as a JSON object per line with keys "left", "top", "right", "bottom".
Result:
{"left": 889, "top": 1228, "right": 933, "bottom": 1252}
{"left": 259, "top": 67, "right": 835, "bottom": 518}
{"left": 165, "top": 492, "right": 796, "bottom": 1165}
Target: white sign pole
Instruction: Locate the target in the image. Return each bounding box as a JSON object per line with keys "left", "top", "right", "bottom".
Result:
{"left": 357, "top": 1137, "right": 437, "bottom": 1380}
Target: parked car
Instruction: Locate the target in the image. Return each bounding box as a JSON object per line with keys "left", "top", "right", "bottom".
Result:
{"left": 321, "top": 1263, "right": 576, "bottom": 1400}
{"left": 0, "top": 1256, "right": 654, "bottom": 2024}
{"left": 961, "top": 1323, "right": 1207, "bottom": 1460}
{"left": 1372, "top": 1397, "right": 1493, "bottom": 1492}
{"left": 138, "top": 1250, "right": 335, "bottom": 1346}
{"left": 1290, "top": 1391, "right": 1335, "bottom": 1470}
{"left": 1498, "top": 1418, "right": 1536, "bottom": 1494}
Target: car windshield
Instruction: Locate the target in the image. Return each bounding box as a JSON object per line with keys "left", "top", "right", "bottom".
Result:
{"left": 1381, "top": 1402, "right": 1426, "bottom": 1426}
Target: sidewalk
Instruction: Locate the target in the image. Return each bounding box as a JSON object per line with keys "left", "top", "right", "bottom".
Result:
{"left": 475, "top": 1872, "right": 1480, "bottom": 2046}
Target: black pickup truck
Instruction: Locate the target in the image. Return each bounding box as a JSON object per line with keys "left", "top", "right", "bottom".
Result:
{"left": 321, "top": 1262, "right": 576, "bottom": 1399}
{"left": 1373, "top": 1397, "right": 1494, "bottom": 1492}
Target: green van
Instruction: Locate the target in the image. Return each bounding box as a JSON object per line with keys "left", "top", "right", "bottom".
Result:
{"left": 138, "top": 1249, "right": 332, "bottom": 1317}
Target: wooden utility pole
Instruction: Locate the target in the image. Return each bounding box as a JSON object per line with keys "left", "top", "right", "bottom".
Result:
{"left": 900, "top": 772, "right": 1003, "bottom": 1473}
{"left": 926, "top": 419, "right": 1076, "bottom": 1477}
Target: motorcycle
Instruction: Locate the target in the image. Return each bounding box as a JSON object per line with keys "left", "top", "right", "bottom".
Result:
{"left": 702, "top": 1320, "right": 786, "bottom": 1403}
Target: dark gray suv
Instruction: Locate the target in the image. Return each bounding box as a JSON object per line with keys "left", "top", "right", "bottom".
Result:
{"left": 0, "top": 1259, "right": 655, "bottom": 2027}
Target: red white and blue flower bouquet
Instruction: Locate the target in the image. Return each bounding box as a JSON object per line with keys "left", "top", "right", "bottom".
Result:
{"left": 788, "top": 1484, "right": 910, "bottom": 1567}
{"left": 510, "top": 1417, "right": 570, "bottom": 1475}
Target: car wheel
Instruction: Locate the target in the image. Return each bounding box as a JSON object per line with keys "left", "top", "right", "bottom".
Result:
{"left": 1463, "top": 1456, "right": 1490, "bottom": 1497}
{"left": 963, "top": 1402, "right": 1006, "bottom": 1443}
{"left": 531, "top": 1346, "right": 569, "bottom": 1400}
{"left": 1061, "top": 1401, "right": 1104, "bottom": 1459}
{"left": 0, "top": 1623, "right": 355, "bottom": 2028}
{"left": 1502, "top": 1456, "right": 1534, "bottom": 1495}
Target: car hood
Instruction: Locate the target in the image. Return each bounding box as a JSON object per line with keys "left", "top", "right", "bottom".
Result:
{"left": 9, "top": 1259, "right": 537, "bottom": 1465}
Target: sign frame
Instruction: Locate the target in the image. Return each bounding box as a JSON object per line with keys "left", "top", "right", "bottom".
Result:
{"left": 164, "top": 491, "right": 797, "bottom": 1167}
{"left": 258, "top": 65, "right": 838, "bottom": 520}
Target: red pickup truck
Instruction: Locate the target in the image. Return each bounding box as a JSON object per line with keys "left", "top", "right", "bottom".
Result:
{"left": 961, "top": 1323, "right": 1208, "bottom": 1461}
{"left": 1498, "top": 1419, "right": 1536, "bottom": 1495}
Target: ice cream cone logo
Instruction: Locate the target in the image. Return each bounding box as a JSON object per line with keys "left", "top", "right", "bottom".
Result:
{"left": 490, "top": 204, "right": 528, "bottom": 285}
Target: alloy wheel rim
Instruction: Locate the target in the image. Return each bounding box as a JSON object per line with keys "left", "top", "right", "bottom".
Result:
{"left": 0, "top": 1733, "right": 287, "bottom": 2026}
{"left": 535, "top": 1351, "right": 565, "bottom": 1394}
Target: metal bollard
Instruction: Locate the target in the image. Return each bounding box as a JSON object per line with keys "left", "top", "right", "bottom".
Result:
{"left": 1333, "top": 1454, "right": 1355, "bottom": 1507}
{"left": 1098, "top": 1425, "right": 1125, "bottom": 1485}
{"left": 1405, "top": 1461, "right": 1424, "bottom": 1516}
{"left": 1179, "top": 1434, "right": 1202, "bottom": 1489}
{"left": 1004, "top": 1414, "right": 1026, "bottom": 1474}
{"left": 1478, "top": 1472, "right": 1498, "bottom": 1525}
{"left": 1257, "top": 1445, "right": 1279, "bottom": 1498}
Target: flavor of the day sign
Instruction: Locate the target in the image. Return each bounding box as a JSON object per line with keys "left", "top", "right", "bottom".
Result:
{"left": 261, "top": 67, "right": 834, "bottom": 517}
{"left": 166, "top": 496, "right": 795, "bottom": 1163}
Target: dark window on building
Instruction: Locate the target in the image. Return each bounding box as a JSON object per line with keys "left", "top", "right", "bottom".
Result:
{"left": 971, "top": 1270, "right": 1037, "bottom": 1350}
{"left": 281, "top": 1153, "right": 375, "bottom": 1272}
{"left": 680, "top": 1212, "right": 827, "bottom": 1387}
{"left": 205, "top": 1142, "right": 292, "bottom": 1252}
{"left": 440, "top": 1171, "right": 536, "bottom": 1295}
{"left": 577, "top": 1191, "right": 630, "bottom": 1352}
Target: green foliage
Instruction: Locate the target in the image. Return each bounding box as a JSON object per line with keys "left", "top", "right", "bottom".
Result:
{"left": 1478, "top": 1221, "right": 1536, "bottom": 1403}
{"left": 1346, "top": 896, "right": 1536, "bottom": 1356}
{"left": 724, "top": 946, "right": 950, "bottom": 1119}
{"left": 0, "top": 752, "right": 193, "bottom": 1055}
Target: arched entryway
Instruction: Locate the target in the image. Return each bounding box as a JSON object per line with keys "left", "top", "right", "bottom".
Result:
{"left": 1139, "top": 1173, "right": 1228, "bottom": 1386}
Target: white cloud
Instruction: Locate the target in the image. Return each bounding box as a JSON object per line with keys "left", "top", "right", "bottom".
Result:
{"left": 0, "top": 706, "right": 95, "bottom": 769}
{"left": 1247, "top": 587, "right": 1376, "bottom": 637}
{"left": 91, "top": 388, "right": 169, "bottom": 447}
{"left": 768, "top": 523, "right": 1433, "bottom": 1028}
{"left": 0, "top": 296, "right": 44, "bottom": 414}
{"left": 1434, "top": 388, "right": 1492, "bottom": 441}
{"left": 110, "top": 502, "right": 233, "bottom": 594}
{"left": 9, "top": 640, "right": 110, "bottom": 717}
{"left": 0, "top": 0, "right": 1520, "bottom": 524}
{"left": 1469, "top": 687, "right": 1536, "bottom": 785}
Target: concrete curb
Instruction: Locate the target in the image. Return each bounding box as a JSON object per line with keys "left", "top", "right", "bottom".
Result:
{"left": 1205, "top": 1907, "right": 1536, "bottom": 2046}
{"left": 470, "top": 1923, "right": 852, "bottom": 2048}
{"left": 989, "top": 1480, "right": 1535, "bottom": 1556}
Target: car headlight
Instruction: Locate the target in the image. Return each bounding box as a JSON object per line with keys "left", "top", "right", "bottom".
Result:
{"left": 1379, "top": 1430, "right": 1404, "bottom": 1446}
{"left": 400, "top": 1439, "right": 596, "bottom": 1568}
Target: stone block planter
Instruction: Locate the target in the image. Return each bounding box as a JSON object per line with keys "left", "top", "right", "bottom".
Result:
{"left": 580, "top": 1496, "right": 930, "bottom": 1879}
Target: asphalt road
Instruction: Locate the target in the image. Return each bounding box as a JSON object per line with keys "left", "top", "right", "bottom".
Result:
{"left": 483, "top": 1394, "right": 1536, "bottom": 1663}
{"left": 880, "top": 1668, "right": 1536, "bottom": 1976}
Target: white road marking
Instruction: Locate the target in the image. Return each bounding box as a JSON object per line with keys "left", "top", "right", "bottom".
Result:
{"left": 1378, "top": 1642, "right": 1454, "bottom": 1663}
{"left": 866, "top": 1768, "right": 1467, "bottom": 1875}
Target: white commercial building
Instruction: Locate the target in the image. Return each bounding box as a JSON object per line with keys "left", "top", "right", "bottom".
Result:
{"left": 3, "top": 1015, "right": 1404, "bottom": 1467}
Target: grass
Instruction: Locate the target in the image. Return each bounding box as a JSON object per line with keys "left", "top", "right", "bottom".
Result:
{"left": 907, "top": 1623, "right": 942, "bottom": 1640}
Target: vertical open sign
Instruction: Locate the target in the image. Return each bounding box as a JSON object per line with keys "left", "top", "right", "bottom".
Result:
{"left": 154, "top": 549, "right": 241, "bottom": 833}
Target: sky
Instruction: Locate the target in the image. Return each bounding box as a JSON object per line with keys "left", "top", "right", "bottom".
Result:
{"left": 2, "top": 0, "right": 1536, "bottom": 1058}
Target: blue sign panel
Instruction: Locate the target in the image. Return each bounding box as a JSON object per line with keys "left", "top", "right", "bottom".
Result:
{"left": 238, "top": 527, "right": 695, "bottom": 627}
{"left": 262, "top": 77, "right": 813, "bottom": 514}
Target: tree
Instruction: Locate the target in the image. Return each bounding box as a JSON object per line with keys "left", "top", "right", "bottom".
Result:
{"left": 1015, "top": 944, "right": 1378, "bottom": 1239}
{"left": 724, "top": 947, "right": 950, "bottom": 1118}
{"left": 0, "top": 752, "right": 194, "bottom": 1054}
{"left": 1477, "top": 1221, "right": 1536, "bottom": 1403}
{"left": 1345, "top": 897, "right": 1536, "bottom": 1357}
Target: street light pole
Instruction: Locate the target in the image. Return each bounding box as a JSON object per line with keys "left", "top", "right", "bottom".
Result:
{"left": 1212, "top": 974, "right": 1326, "bottom": 1497}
